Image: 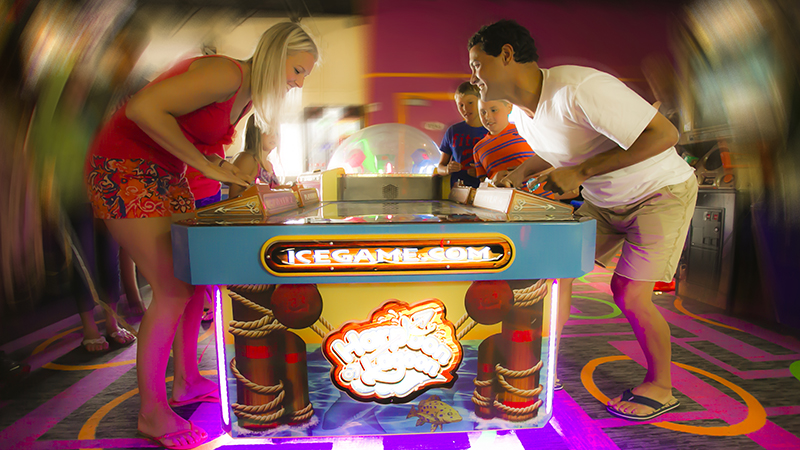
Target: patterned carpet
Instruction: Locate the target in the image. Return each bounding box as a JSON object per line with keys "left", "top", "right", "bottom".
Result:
{"left": 1, "top": 262, "right": 799, "bottom": 450}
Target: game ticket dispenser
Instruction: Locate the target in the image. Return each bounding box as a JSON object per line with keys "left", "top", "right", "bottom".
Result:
{"left": 473, "top": 187, "right": 573, "bottom": 220}
{"left": 194, "top": 185, "right": 319, "bottom": 220}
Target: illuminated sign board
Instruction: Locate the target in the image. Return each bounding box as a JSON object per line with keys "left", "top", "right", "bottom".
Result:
{"left": 322, "top": 299, "right": 462, "bottom": 400}
{"left": 260, "top": 190, "right": 298, "bottom": 215}
{"left": 261, "top": 234, "right": 513, "bottom": 276}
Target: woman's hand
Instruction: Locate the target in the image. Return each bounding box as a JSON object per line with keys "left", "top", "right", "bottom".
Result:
{"left": 199, "top": 158, "right": 251, "bottom": 187}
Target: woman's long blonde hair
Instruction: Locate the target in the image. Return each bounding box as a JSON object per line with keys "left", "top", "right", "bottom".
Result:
{"left": 249, "top": 22, "right": 318, "bottom": 136}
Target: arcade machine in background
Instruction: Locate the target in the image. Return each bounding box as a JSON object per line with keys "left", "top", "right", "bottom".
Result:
{"left": 674, "top": 0, "right": 800, "bottom": 328}
{"left": 675, "top": 139, "right": 750, "bottom": 311}
{"left": 303, "top": 105, "right": 365, "bottom": 174}
{"left": 669, "top": 6, "right": 747, "bottom": 311}
{"left": 316, "top": 123, "right": 444, "bottom": 201}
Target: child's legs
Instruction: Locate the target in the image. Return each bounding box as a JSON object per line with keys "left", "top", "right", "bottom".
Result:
{"left": 119, "top": 247, "right": 145, "bottom": 313}
{"left": 94, "top": 220, "right": 123, "bottom": 331}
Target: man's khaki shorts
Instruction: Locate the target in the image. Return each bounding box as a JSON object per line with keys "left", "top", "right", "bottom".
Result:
{"left": 575, "top": 176, "right": 698, "bottom": 282}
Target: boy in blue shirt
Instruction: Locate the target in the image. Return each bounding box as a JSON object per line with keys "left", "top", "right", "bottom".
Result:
{"left": 436, "top": 82, "right": 488, "bottom": 187}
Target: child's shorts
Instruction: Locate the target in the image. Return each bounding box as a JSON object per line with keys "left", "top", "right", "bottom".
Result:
{"left": 87, "top": 156, "right": 195, "bottom": 219}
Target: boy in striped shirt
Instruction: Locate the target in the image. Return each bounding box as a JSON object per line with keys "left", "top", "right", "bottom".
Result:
{"left": 473, "top": 99, "right": 535, "bottom": 185}
{"left": 474, "top": 99, "right": 578, "bottom": 201}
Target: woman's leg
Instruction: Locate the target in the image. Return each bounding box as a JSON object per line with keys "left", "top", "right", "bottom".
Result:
{"left": 201, "top": 285, "right": 215, "bottom": 322}
{"left": 169, "top": 191, "right": 219, "bottom": 400}
{"left": 103, "top": 216, "right": 205, "bottom": 446}
{"left": 170, "top": 284, "right": 217, "bottom": 402}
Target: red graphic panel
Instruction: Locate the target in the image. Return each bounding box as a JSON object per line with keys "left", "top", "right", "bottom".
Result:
{"left": 323, "top": 299, "right": 462, "bottom": 400}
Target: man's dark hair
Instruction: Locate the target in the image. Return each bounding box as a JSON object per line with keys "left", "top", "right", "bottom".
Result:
{"left": 455, "top": 81, "right": 481, "bottom": 97}
{"left": 468, "top": 19, "right": 539, "bottom": 63}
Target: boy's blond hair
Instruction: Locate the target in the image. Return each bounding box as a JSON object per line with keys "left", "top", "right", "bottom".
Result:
{"left": 455, "top": 81, "right": 480, "bottom": 97}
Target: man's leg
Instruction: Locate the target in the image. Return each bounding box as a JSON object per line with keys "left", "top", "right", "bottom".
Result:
{"left": 606, "top": 274, "right": 677, "bottom": 415}
{"left": 605, "top": 177, "right": 697, "bottom": 416}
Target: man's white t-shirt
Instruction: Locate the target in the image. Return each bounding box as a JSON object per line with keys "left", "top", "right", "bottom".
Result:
{"left": 510, "top": 65, "right": 694, "bottom": 208}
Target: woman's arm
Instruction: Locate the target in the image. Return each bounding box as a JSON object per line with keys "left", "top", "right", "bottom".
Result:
{"left": 125, "top": 58, "right": 250, "bottom": 186}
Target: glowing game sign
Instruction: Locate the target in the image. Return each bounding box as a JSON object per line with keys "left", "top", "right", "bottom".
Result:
{"left": 261, "top": 234, "right": 513, "bottom": 276}
{"left": 322, "top": 299, "right": 462, "bottom": 401}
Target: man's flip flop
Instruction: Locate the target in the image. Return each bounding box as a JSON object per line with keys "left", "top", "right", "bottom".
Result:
{"left": 168, "top": 390, "right": 220, "bottom": 407}
{"left": 606, "top": 388, "right": 680, "bottom": 421}
{"left": 138, "top": 420, "right": 208, "bottom": 450}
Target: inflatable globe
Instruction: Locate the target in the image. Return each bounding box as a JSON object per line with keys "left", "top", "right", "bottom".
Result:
{"left": 327, "top": 123, "right": 440, "bottom": 175}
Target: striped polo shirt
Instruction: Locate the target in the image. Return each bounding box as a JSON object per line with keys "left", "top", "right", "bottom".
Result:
{"left": 472, "top": 123, "right": 536, "bottom": 179}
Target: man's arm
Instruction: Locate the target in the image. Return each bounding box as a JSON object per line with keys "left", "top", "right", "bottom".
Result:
{"left": 535, "top": 111, "right": 679, "bottom": 194}
{"left": 578, "top": 111, "right": 678, "bottom": 179}
{"left": 496, "top": 153, "right": 553, "bottom": 188}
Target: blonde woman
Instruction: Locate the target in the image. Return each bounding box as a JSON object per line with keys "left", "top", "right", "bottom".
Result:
{"left": 85, "top": 22, "right": 318, "bottom": 449}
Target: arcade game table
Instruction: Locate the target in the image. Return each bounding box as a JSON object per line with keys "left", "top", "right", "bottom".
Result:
{"left": 171, "top": 172, "right": 595, "bottom": 446}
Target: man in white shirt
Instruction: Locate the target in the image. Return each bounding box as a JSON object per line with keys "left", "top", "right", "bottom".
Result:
{"left": 468, "top": 20, "right": 697, "bottom": 421}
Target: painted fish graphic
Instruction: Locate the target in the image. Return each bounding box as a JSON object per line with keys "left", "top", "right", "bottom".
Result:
{"left": 406, "top": 395, "right": 462, "bottom": 432}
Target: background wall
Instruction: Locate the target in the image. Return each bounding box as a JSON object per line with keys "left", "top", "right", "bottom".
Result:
{"left": 366, "top": 0, "right": 683, "bottom": 145}
{"left": 128, "top": 0, "right": 683, "bottom": 167}
{"left": 136, "top": 12, "right": 368, "bottom": 108}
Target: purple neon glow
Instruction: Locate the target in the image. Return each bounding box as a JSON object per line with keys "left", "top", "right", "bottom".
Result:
{"left": 545, "top": 279, "right": 558, "bottom": 416}
{"left": 214, "top": 285, "right": 231, "bottom": 429}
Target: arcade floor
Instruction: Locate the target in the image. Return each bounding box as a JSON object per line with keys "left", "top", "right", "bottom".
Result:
{"left": 1, "top": 262, "right": 799, "bottom": 450}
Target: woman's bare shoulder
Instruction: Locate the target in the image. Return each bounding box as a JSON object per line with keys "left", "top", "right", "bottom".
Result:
{"left": 129, "top": 56, "right": 242, "bottom": 115}
{"left": 187, "top": 57, "right": 243, "bottom": 88}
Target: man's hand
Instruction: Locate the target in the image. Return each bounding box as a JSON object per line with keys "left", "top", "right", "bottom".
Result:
{"left": 491, "top": 167, "right": 515, "bottom": 186}
{"left": 533, "top": 166, "right": 587, "bottom": 195}
{"left": 497, "top": 166, "right": 529, "bottom": 188}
